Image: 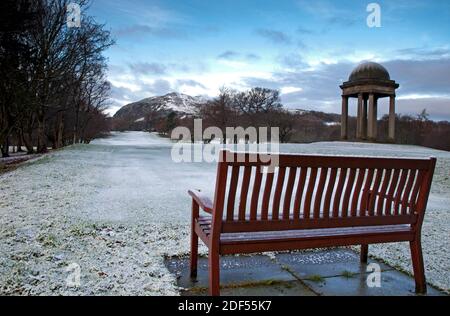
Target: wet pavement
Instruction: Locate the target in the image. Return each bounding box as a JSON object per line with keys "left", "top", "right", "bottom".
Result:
{"left": 165, "top": 248, "right": 445, "bottom": 296}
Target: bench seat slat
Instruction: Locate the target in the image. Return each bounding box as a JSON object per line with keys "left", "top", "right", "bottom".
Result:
{"left": 220, "top": 225, "right": 413, "bottom": 244}
{"left": 197, "top": 214, "right": 416, "bottom": 235}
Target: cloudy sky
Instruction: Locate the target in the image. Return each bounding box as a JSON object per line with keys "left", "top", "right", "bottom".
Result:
{"left": 88, "top": 0, "right": 450, "bottom": 120}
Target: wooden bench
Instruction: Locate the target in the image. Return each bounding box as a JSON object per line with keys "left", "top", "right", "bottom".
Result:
{"left": 188, "top": 150, "right": 436, "bottom": 295}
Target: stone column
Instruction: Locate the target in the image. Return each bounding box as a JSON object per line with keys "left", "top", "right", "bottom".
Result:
{"left": 362, "top": 96, "right": 368, "bottom": 140}
{"left": 341, "top": 96, "right": 348, "bottom": 140}
{"left": 357, "top": 93, "right": 364, "bottom": 139}
{"left": 367, "top": 94, "right": 377, "bottom": 141}
{"left": 388, "top": 95, "right": 396, "bottom": 142}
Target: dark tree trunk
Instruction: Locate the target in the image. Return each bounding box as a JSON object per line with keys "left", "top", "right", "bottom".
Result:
{"left": 56, "top": 113, "right": 64, "bottom": 148}
{"left": 22, "top": 128, "right": 35, "bottom": 154}
{"left": 73, "top": 103, "right": 80, "bottom": 144}
{"left": 1, "top": 137, "right": 10, "bottom": 158}
{"left": 17, "top": 131, "right": 24, "bottom": 152}
{"left": 36, "top": 110, "right": 47, "bottom": 153}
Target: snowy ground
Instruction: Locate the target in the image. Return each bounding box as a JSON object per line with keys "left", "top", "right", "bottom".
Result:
{"left": 0, "top": 131, "right": 449, "bottom": 295}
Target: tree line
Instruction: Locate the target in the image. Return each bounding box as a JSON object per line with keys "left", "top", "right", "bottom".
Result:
{"left": 0, "top": 0, "right": 113, "bottom": 157}
{"left": 142, "top": 88, "right": 450, "bottom": 151}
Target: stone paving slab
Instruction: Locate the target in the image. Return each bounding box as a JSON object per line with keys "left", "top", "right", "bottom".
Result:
{"left": 165, "top": 248, "right": 446, "bottom": 296}
{"left": 303, "top": 269, "right": 444, "bottom": 296}
{"left": 275, "top": 248, "right": 393, "bottom": 279}
{"left": 165, "top": 254, "right": 297, "bottom": 290}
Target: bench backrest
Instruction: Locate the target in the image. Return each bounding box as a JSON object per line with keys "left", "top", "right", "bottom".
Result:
{"left": 210, "top": 150, "right": 436, "bottom": 236}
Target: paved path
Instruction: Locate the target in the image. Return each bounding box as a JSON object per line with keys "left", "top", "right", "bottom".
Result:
{"left": 166, "top": 249, "right": 444, "bottom": 296}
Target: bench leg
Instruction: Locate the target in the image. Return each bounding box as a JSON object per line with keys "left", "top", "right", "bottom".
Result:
{"left": 208, "top": 250, "right": 220, "bottom": 296}
{"left": 410, "top": 239, "right": 427, "bottom": 294}
{"left": 190, "top": 230, "right": 198, "bottom": 278}
{"left": 360, "top": 244, "right": 369, "bottom": 264}
{"left": 190, "top": 201, "right": 199, "bottom": 278}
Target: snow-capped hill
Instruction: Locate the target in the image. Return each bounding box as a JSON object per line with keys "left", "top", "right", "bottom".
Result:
{"left": 113, "top": 92, "right": 206, "bottom": 121}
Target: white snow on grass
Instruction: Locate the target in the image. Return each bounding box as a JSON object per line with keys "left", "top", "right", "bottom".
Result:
{"left": 0, "top": 131, "right": 449, "bottom": 295}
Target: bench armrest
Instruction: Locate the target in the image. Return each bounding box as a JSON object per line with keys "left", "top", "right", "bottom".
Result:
{"left": 188, "top": 190, "right": 213, "bottom": 214}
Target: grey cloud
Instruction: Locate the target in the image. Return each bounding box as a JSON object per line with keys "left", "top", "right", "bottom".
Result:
{"left": 109, "top": 85, "right": 136, "bottom": 102}
{"left": 394, "top": 98, "right": 450, "bottom": 121}
{"left": 278, "top": 53, "right": 308, "bottom": 69}
{"left": 127, "top": 61, "right": 208, "bottom": 75}
{"left": 147, "top": 79, "right": 172, "bottom": 94}
{"left": 217, "top": 51, "right": 261, "bottom": 61}
{"left": 246, "top": 53, "right": 261, "bottom": 61}
{"left": 384, "top": 58, "right": 450, "bottom": 95}
{"left": 114, "top": 24, "right": 186, "bottom": 39}
{"left": 396, "top": 47, "right": 450, "bottom": 58}
{"left": 326, "top": 16, "right": 358, "bottom": 27}
{"left": 109, "top": 79, "right": 173, "bottom": 105}
{"left": 255, "top": 28, "right": 292, "bottom": 45}
{"left": 296, "top": 26, "right": 314, "bottom": 35}
{"left": 217, "top": 50, "right": 240, "bottom": 60}
{"left": 176, "top": 79, "right": 206, "bottom": 89}
{"left": 129, "top": 62, "right": 167, "bottom": 75}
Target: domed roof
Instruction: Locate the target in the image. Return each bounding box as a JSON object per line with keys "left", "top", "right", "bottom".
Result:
{"left": 348, "top": 62, "right": 390, "bottom": 82}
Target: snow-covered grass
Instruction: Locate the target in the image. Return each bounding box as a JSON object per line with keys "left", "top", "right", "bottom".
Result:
{"left": 0, "top": 131, "right": 449, "bottom": 295}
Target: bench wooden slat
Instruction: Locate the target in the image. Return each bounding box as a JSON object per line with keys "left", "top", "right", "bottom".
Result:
{"left": 385, "top": 169, "right": 400, "bottom": 215}
{"left": 304, "top": 167, "right": 317, "bottom": 219}
{"left": 410, "top": 170, "right": 425, "bottom": 214}
{"left": 238, "top": 166, "right": 252, "bottom": 220}
{"left": 323, "top": 167, "right": 338, "bottom": 218}
{"left": 220, "top": 224, "right": 413, "bottom": 244}
{"left": 226, "top": 166, "right": 240, "bottom": 221}
{"left": 272, "top": 167, "right": 286, "bottom": 220}
{"left": 394, "top": 169, "right": 408, "bottom": 215}
{"left": 368, "top": 169, "right": 383, "bottom": 216}
{"left": 314, "top": 167, "right": 328, "bottom": 219}
{"left": 351, "top": 168, "right": 365, "bottom": 216}
{"left": 293, "top": 167, "right": 307, "bottom": 219}
{"left": 333, "top": 168, "right": 347, "bottom": 217}
{"left": 377, "top": 169, "right": 392, "bottom": 216}
{"left": 250, "top": 166, "right": 263, "bottom": 220}
{"left": 283, "top": 167, "right": 297, "bottom": 220}
{"left": 224, "top": 152, "right": 432, "bottom": 170}
{"left": 402, "top": 169, "right": 417, "bottom": 215}
{"left": 359, "top": 169, "right": 374, "bottom": 216}
{"left": 261, "top": 171, "right": 274, "bottom": 220}
{"left": 342, "top": 168, "right": 356, "bottom": 217}
{"left": 199, "top": 214, "right": 417, "bottom": 234}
